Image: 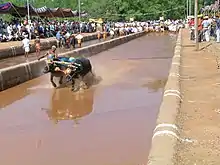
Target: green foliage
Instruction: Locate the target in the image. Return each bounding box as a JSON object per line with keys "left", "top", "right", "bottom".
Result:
{"left": 2, "top": 0, "right": 213, "bottom": 20}
{"left": 80, "top": 0, "right": 187, "bottom": 20}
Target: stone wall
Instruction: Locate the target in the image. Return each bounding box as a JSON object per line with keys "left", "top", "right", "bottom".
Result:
{"left": 147, "top": 29, "right": 182, "bottom": 165}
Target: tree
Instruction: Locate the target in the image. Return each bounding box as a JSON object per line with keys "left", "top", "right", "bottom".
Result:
{"left": 3, "top": 0, "right": 211, "bottom": 20}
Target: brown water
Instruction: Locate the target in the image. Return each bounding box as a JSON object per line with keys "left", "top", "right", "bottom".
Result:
{"left": 0, "top": 37, "right": 110, "bottom": 69}
{"left": 0, "top": 33, "right": 176, "bottom": 165}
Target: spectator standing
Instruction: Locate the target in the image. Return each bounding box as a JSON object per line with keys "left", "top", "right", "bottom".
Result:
{"left": 22, "top": 35, "right": 30, "bottom": 61}
{"left": 202, "top": 16, "right": 211, "bottom": 42}
{"left": 198, "top": 16, "right": 203, "bottom": 42}
{"left": 35, "top": 36, "right": 41, "bottom": 58}
{"left": 215, "top": 15, "right": 220, "bottom": 43}
{"left": 75, "top": 32, "right": 83, "bottom": 48}
{"left": 56, "top": 31, "right": 61, "bottom": 47}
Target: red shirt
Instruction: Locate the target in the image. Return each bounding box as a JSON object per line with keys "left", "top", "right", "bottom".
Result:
{"left": 189, "top": 19, "right": 194, "bottom": 27}
{"left": 198, "top": 19, "right": 203, "bottom": 30}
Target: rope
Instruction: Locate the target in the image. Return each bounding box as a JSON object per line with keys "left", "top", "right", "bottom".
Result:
{"left": 59, "top": 8, "right": 65, "bottom": 18}
{"left": 30, "top": 5, "right": 45, "bottom": 23}
{"left": 33, "top": 12, "right": 44, "bottom": 23}
{"left": 27, "top": 4, "right": 50, "bottom": 23}
{"left": 48, "top": 9, "right": 55, "bottom": 18}
{"left": 11, "top": 4, "right": 22, "bottom": 18}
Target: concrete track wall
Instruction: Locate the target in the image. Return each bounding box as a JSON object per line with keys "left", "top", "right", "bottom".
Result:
{"left": 147, "top": 29, "right": 182, "bottom": 165}
{"left": 0, "top": 33, "right": 98, "bottom": 60}
{"left": 0, "top": 31, "right": 146, "bottom": 91}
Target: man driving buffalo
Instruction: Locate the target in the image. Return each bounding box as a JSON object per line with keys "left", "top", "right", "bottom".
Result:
{"left": 38, "top": 45, "right": 93, "bottom": 91}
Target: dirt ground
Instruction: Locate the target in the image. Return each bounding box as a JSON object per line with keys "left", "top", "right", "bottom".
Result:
{"left": 176, "top": 29, "right": 220, "bottom": 165}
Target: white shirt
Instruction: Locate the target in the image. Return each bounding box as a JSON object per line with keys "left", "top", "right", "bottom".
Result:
{"left": 138, "top": 26, "right": 142, "bottom": 32}
{"left": 133, "top": 27, "right": 138, "bottom": 33}
{"left": 7, "top": 26, "right": 12, "bottom": 35}
{"left": 110, "top": 30, "right": 114, "bottom": 35}
{"left": 8, "top": 34, "right": 13, "bottom": 40}
{"left": 26, "top": 24, "right": 30, "bottom": 32}
{"left": 22, "top": 38, "right": 30, "bottom": 48}
{"left": 119, "top": 27, "right": 124, "bottom": 32}
{"left": 75, "top": 34, "right": 83, "bottom": 40}
{"left": 65, "top": 32, "right": 71, "bottom": 38}
{"left": 17, "top": 24, "right": 21, "bottom": 31}
{"left": 202, "top": 20, "right": 210, "bottom": 29}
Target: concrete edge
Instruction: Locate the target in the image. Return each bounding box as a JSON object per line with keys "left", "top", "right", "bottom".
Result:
{"left": 147, "top": 29, "right": 182, "bottom": 165}
{"left": 0, "top": 31, "right": 146, "bottom": 91}
{"left": 0, "top": 33, "right": 99, "bottom": 60}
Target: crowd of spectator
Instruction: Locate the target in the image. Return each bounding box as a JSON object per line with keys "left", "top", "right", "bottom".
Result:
{"left": 0, "top": 17, "right": 101, "bottom": 42}
{"left": 188, "top": 15, "right": 220, "bottom": 43}
{"left": 0, "top": 16, "right": 184, "bottom": 43}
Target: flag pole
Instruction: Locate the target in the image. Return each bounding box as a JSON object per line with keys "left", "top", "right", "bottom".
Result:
{"left": 187, "top": 0, "right": 189, "bottom": 17}
{"left": 27, "top": 0, "right": 31, "bottom": 40}
{"left": 78, "top": 0, "right": 81, "bottom": 33}
{"left": 194, "top": 0, "right": 199, "bottom": 50}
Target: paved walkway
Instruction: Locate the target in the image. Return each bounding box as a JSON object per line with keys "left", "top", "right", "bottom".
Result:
{"left": 0, "top": 33, "right": 96, "bottom": 50}
{"left": 177, "top": 29, "right": 220, "bottom": 165}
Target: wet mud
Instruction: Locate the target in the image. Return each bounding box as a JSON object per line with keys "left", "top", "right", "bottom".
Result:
{"left": 0, "top": 33, "right": 176, "bottom": 165}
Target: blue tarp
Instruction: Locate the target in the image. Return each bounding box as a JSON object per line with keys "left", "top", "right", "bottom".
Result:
{"left": 0, "top": 2, "right": 26, "bottom": 16}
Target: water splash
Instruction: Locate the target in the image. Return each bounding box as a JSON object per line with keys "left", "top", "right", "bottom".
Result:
{"left": 27, "top": 84, "right": 54, "bottom": 90}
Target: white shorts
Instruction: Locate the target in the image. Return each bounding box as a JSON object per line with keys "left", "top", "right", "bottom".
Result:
{"left": 24, "top": 47, "right": 30, "bottom": 53}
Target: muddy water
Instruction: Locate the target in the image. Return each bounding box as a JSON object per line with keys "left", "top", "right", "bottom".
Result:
{"left": 0, "top": 33, "right": 176, "bottom": 165}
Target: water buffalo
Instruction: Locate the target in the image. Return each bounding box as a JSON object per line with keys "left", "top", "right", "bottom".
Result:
{"left": 43, "top": 57, "right": 93, "bottom": 92}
